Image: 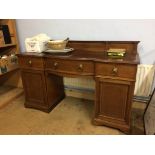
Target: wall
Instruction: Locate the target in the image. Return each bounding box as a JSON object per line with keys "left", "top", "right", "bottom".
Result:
{"left": 16, "top": 19, "right": 155, "bottom": 64}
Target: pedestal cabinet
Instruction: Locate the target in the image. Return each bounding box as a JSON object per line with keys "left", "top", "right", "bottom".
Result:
{"left": 93, "top": 62, "right": 137, "bottom": 133}
{"left": 18, "top": 55, "right": 65, "bottom": 112}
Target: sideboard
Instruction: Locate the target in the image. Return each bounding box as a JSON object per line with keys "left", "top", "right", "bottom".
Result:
{"left": 17, "top": 41, "right": 140, "bottom": 133}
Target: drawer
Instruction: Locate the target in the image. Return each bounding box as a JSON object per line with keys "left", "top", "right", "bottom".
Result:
{"left": 95, "top": 63, "right": 137, "bottom": 80}
{"left": 18, "top": 56, "right": 44, "bottom": 69}
{"left": 45, "top": 58, "right": 94, "bottom": 76}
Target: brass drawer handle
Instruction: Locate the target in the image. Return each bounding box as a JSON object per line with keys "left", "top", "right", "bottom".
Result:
{"left": 28, "top": 60, "right": 32, "bottom": 66}
{"left": 112, "top": 67, "right": 118, "bottom": 74}
{"left": 78, "top": 64, "right": 83, "bottom": 71}
{"left": 53, "top": 62, "right": 58, "bottom": 69}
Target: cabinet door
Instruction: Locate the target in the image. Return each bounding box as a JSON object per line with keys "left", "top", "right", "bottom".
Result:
{"left": 21, "top": 69, "right": 47, "bottom": 108}
{"left": 94, "top": 77, "right": 135, "bottom": 132}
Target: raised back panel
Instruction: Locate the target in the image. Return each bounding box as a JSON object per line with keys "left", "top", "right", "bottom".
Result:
{"left": 106, "top": 41, "right": 139, "bottom": 54}
{"left": 68, "top": 41, "right": 106, "bottom": 52}
{"left": 68, "top": 41, "right": 139, "bottom": 54}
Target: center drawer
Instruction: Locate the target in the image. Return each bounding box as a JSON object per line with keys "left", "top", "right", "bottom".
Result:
{"left": 45, "top": 58, "right": 94, "bottom": 76}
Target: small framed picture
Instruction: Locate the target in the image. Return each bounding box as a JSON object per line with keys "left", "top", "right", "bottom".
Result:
{"left": 144, "top": 88, "right": 155, "bottom": 135}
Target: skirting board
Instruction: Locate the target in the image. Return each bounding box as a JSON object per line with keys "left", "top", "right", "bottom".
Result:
{"left": 65, "top": 88, "right": 94, "bottom": 101}
{"left": 64, "top": 86, "right": 149, "bottom": 103}
{"left": 65, "top": 87, "right": 147, "bottom": 110}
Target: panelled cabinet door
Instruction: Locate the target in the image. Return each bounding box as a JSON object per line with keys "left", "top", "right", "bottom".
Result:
{"left": 21, "top": 70, "right": 47, "bottom": 108}
{"left": 94, "top": 77, "right": 135, "bottom": 132}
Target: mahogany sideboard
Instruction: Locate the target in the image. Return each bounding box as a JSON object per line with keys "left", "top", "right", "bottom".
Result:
{"left": 17, "top": 41, "right": 140, "bottom": 133}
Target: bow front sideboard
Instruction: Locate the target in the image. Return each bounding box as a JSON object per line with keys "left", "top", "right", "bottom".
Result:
{"left": 17, "top": 41, "right": 140, "bottom": 133}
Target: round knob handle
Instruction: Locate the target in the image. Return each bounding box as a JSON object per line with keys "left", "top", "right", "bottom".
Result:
{"left": 112, "top": 67, "right": 118, "bottom": 75}
{"left": 78, "top": 64, "right": 83, "bottom": 71}
{"left": 53, "top": 62, "right": 58, "bottom": 69}
{"left": 28, "top": 60, "right": 32, "bottom": 66}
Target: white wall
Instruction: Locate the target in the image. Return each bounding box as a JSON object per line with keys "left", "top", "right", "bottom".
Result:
{"left": 16, "top": 19, "right": 155, "bottom": 64}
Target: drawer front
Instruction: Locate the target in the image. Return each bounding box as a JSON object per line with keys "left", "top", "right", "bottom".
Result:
{"left": 95, "top": 63, "right": 137, "bottom": 80}
{"left": 45, "top": 58, "right": 94, "bottom": 75}
{"left": 18, "top": 57, "right": 44, "bottom": 69}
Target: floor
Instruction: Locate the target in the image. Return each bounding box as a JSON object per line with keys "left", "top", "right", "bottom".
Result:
{"left": 0, "top": 85, "right": 23, "bottom": 109}
{"left": 0, "top": 92, "right": 146, "bottom": 135}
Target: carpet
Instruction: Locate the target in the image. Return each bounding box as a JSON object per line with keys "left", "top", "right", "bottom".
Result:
{"left": 0, "top": 85, "right": 23, "bottom": 109}
{"left": 131, "top": 108, "right": 145, "bottom": 135}
{"left": 0, "top": 95, "right": 145, "bottom": 135}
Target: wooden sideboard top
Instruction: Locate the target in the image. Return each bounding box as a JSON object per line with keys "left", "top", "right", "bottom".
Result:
{"left": 18, "top": 40, "right": 140, "bottom": 65}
